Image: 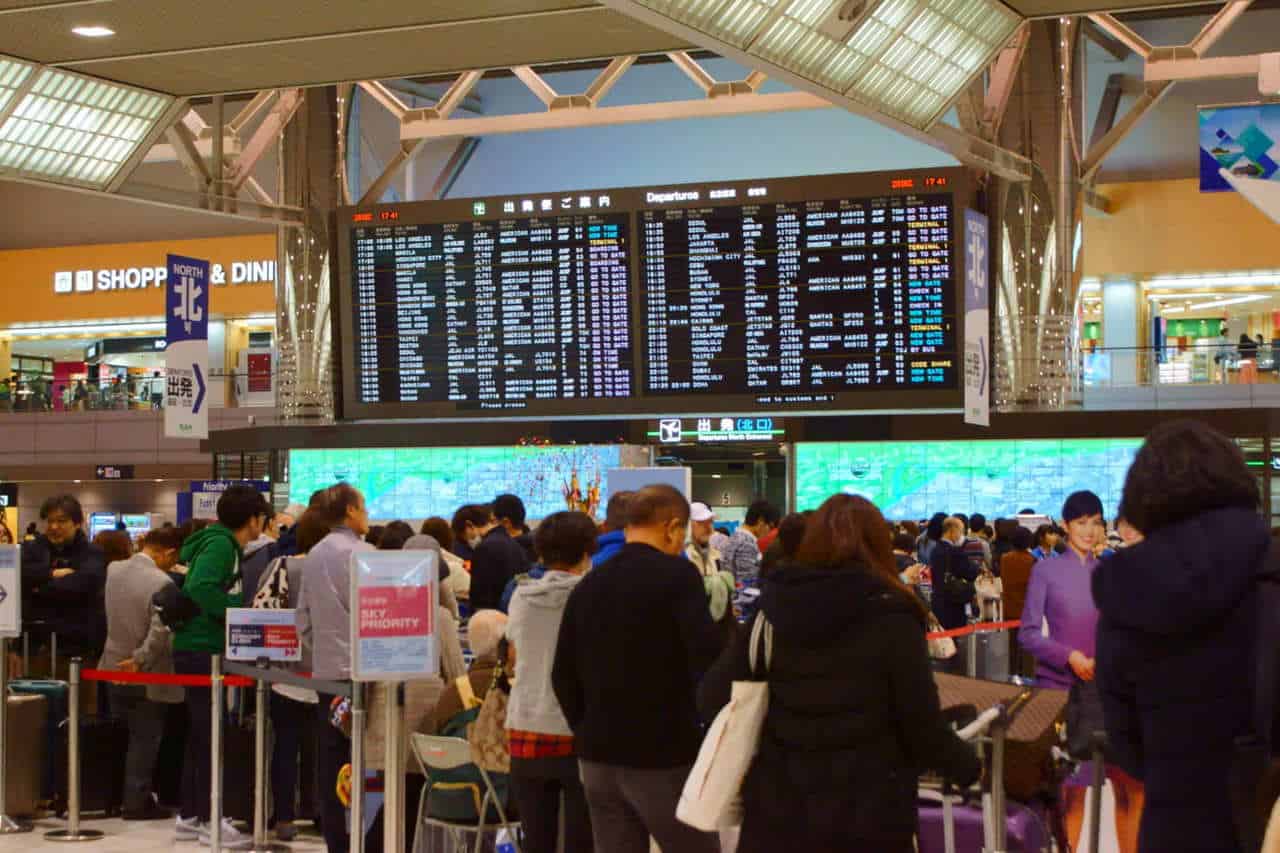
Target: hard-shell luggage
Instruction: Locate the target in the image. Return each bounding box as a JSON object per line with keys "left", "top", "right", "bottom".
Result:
{"left": 934, "top": 673, "right": 1066, "bottom": 801}
{"left": 10, "top": 677, "right": 69, "bottom": 801}
{"left": 55, "top": 714, "right": 128, "bottom": 816}
{"left": 5, "top": 693, "right": 47, "bottom": 816}
{"left": 917, "top": 793, "right": 1050, "bottom": 853}
{"left": 969, "top": 625, "right": 1012, "bottom": 682}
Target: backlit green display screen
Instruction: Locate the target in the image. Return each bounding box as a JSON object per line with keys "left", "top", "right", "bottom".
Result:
{"left": 794, "top": 439, "right": 1142, "bottom": 520}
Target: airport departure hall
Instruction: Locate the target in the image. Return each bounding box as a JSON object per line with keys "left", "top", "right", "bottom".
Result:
{"left": 1, "top": 1, "right": 1279, "bottom": 852}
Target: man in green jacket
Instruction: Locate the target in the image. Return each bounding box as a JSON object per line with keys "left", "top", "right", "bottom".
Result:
{"left": 172, "top": 484, "right": 270, "bottom": 847}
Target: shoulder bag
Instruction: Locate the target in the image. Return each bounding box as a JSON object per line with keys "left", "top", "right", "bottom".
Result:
{"left": 468, "top": 659, "right": 510, "bottom": 774}
{"left": 676, "top": 612, "right": 773, "bottom": 831}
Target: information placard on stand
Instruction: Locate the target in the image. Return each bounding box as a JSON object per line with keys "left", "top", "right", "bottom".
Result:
{"left": 0, "top": 545, "right": 18, "bottom": 639}
{"left": 350, "top": 551, "right": 439, "bottom": 682}
{"left": 225, "top": 609, "right": 301, "bottom": 662}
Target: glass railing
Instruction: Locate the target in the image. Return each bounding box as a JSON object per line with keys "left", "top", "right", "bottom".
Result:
{"left": 0, "top": 367, "right": 276, "bottom": 413}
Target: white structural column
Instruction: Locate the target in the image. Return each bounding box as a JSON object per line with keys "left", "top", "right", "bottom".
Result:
{"left": 275, "top": 87, "right": 342, "bottom": 423}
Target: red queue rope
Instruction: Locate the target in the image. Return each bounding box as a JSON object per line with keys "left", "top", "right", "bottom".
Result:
{"left": 80, "top": 669, "right": 254, "bottom": 688}
{"left": 925, "top": 620, "right": 1021, "bottom": 641}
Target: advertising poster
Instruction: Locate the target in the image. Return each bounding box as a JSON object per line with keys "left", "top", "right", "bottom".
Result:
{"left": 164, "top": 254, "right": 210, "bottom": 439}
{"left": 0, "top": 545, "right": 19, "bottom": 639}
{"left": 226, "top": 609, "right": 301, "bottom": 662}
{"left": 1199, "top": 104, "right": 1280, "bottom": 192}
{"left": 963, "top": 209, "right": 990, "bottom": 427}
{"left": 350, "top": 551, "right": 439, "bottom": 682}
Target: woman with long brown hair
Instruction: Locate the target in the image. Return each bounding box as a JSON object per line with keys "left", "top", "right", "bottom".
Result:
{"left": 699, "top": 494, "right": 980, "bottom": 852}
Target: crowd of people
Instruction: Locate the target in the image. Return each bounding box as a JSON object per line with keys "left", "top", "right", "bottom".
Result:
{"left": 8, "top": 418, "right": 1277, "bottom": 852}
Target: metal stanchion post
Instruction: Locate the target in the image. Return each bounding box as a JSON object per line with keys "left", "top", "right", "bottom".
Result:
{"left": 987, "top": 716, "right": 1008, "bottom": 853}
{"left": 966, "top": 630, "right": 978, "bottom": 679}
{"left": 50, "top": 633, "right": 57, "bottom": 676}
{"left": 350, "top": 683, "right": 365, "bottom": 853}
{"left": 44, "top": 658, "right": 102, "bottom": 842}
{"left": 21, "top": 632, "right": 29, "bottom": 678}
{"left": 211, "top": 655, "right": 224, "bottom": 853}
{"left": 249, "top": 670, "right": 287, "bottom": 853}
{"left": 383, "top": 683, "right": 405, "bottom": 853}
{"left": 0, "top": 637, "right": 33, "bottom": 834}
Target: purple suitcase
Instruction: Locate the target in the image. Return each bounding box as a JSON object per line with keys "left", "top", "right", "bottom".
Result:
{"left": 917, "top": 795, "right": 1051, "bottom": 853}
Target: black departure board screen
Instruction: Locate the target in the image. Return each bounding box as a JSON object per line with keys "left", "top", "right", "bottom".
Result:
{"left": 641, "top": 193, "right": 955, "bottom": 399}
{"left": 335, "top": 168, "right": 964, "bottom": 421}
{"left": 349, "top": 213, "right": 633, "bottom": 409}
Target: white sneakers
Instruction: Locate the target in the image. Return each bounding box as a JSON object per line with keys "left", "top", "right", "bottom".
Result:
{"left": 175, "top": 815, "right": 250, "bottom": 848}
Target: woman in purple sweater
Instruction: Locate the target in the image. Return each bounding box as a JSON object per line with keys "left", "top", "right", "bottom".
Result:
{"left": 1018, "top": 491, "right": 1143, "bottom": 851}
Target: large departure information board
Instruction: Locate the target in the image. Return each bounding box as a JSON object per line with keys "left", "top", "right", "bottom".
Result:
{"left": 336, "top": 168, "right": 965, "bottom": 421}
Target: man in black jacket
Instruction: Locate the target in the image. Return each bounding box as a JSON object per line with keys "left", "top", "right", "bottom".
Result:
{"left": 469, "top": 499, "right": 530, "bottom": 611}
{"left": 21, "top": 494, "right": 109, "bottom": 664}
{"left": 552, "top": 484, "right": 723, "bottom": 853}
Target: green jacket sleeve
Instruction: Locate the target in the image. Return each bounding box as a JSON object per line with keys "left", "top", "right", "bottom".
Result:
{"left": 184, "top": 537, "right": 239, "bottom": 623}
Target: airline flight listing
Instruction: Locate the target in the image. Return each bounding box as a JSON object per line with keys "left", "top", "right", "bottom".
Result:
{"left": 351, "top": 212, "right": 633, "bottom": 409}
{"left": 640, "top": 193, "right": 956, "bottom": 400}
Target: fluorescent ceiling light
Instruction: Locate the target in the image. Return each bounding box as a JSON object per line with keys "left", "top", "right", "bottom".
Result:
{"left": 71, "top": 26, "right": 115, "bottom": 38}
{"left": 1079, "top": 280, "right": 1101, "bottom": 292}
{"left": 602, "top": 0, "right": 1021, "bottom": 130}
{"left": 0, "top": 53, "right": 173, "bottom": 190}
{"left": 1144, "top": 271, "right": 1280, "bottom": 289}
{"left": 5, "top": 320, "right": 165, "bottom": 336}
{"left": 1187, "top": 294, "right": 1271, "bottom": 311}
{"left": 1161, "top": 306, "right": 1186, "bottom": 314}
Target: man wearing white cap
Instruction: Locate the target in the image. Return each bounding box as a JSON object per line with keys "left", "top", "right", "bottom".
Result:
{"left": 685, "top": 502, "right": 722, "bottom": 577}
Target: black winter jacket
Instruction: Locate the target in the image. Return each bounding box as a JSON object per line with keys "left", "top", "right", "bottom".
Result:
{"left": 469, "top": 527, "right": 530, "bottom": 612}
{"left": 699, "top": 563, "right": 980, "bottom": 851}
{"left": 1093, "top": 506, "right": 1269, "bottom": 853}
{"left": 21, "top": 531, "right": 108, "bottom": 654}
{"left": 930, "top": 538, "right": 978, "bottom": 630}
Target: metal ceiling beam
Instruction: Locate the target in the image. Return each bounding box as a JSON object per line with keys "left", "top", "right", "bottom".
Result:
{"left": 1145, "top": 53, "right": 1265, "bottom": 82}
{"left": 1082, "top": 81, "right": 1171, "bottom": 179}
{"left": 358, "top": 140, "right": 425, "bottom": 206}
{"left": 668, "top": 51, "right": 716, "bottom": 94}
{"left": 1087, "top": 13, "right": 1154, "bottom": 59}
{"left": 232, "top": 88, "right": 303, "bottom": 191}
{"left": 1089, "top": 73, "right": 1127, "bottom": 151}
{"left": 357, "top": 81, "right": 410, "bottom": 121}
{"left": 164, "top": 120, "right": 211, "bottom": 185}
{"left": 227, "top": 90, "right": 276, "bottom": 135}
{"left": 583, "top": 56, "right": 636, "bottom": 106}
{"left": 512, "top": 66, "right": 559, "bottom": 106}
{"left": 1083, "top": 19, "right": 1130, "bottom": 61}
{"left": 1189, "top": 0, "right": 1253, "bottom": 56}
{"left": 984, "top": 23, "right": 1030, "bottom": 138}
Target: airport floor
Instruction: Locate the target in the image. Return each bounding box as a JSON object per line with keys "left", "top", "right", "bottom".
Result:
{"left": 12, "top": 817, "right": 328, "bottom": 852}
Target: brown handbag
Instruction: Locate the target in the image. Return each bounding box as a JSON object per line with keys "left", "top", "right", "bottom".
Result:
{"left": 468, "top": 661, "right": 510, "bottom": 774}
{"left": 933, "top": 672, "right": 1067, "bottom": 801}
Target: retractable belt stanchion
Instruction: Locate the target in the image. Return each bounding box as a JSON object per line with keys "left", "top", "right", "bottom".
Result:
{"left": 350, "top": 682, "right": 365, "bottom": 853}
{"left": 211, "top": 655, "right": 224, "bottom": 853}
{"left": 0, "top": 636, "right": 33, "bottom": 834}
{"left": 44, "top": 658, "right": 103, "bottom": 843}
{"left": 249, "top": 666, "right": 287, "bottom": 853}
{"left": 383, "top": 683, "right": 405, "bottom": 853}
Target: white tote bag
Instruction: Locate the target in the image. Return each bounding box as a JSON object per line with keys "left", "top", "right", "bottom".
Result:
{"left": 676, "top": 613, "right": 773, "bottom": 831}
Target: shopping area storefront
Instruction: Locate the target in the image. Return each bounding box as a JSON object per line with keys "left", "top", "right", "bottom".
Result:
{"left": 1079, "top": 179, "right": 1280, "bottom": 388}
{"left": 0, "top": 233, "right": 278, "bottom": 409}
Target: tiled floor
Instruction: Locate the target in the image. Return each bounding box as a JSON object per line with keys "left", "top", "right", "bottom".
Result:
{"left": 11, "top": 818, "right": 327, "bottom": 852}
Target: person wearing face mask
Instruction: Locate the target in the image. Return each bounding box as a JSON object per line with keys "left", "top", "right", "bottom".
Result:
{"left": 552, "top": 484, "right": 724, "bottom": 853}
{"left": 467, "top": 500, "right": 531, "bottom": 612}
{"left": 99, "top": 526, "right": 188, "bottom": 821}
{"left": 450, "top": 503, "right": 492, "bottom": 563}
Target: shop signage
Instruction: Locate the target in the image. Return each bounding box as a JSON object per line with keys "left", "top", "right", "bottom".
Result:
{"left": 225, "top": 609, "right": 301, "bottom": 662}
{"left": 247, "top": 352, "right": 272, "bottom": 393}
{"left": 0, "top": 545, "right": 19, "bottom": 639}
{"left": 164, "top": 254, "right": 210, "bottom": 440}
{"left": 95, "top": 464, "right": 135, "bottom": 480}
{"left": 350, "top": 550, "right": 439, "bottom": 682}
{"left": 53, "top": 259, "right": 275, "bottom": 295}
{"left": 649, "top": 416, "right": 784, "bottom": 444}
{"left": 964, "top": 209, "right": 990, "bottom": 427}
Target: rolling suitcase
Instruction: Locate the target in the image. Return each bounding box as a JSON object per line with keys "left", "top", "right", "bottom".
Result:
{"left": 917, "top": 791, "right": 1051, "bottom": 853}
{"left": 5, "top": 693, "right": 47, "bottom": 816}
{"left": 9, "top": 677, "right": 69, "bottom": 802}
{"left": 55, "top": 714, "right": 128, "bottom": 816}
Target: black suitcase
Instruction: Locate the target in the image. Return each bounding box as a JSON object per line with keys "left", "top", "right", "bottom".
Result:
{"left": 55, "top": 715, "right": 128, "bottom": 816}
{"left": 222, "top": 717, "right": 256, "bottom": 823}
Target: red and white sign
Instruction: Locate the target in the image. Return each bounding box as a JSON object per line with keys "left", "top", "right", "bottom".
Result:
{"left": 225, "top": 608, "right": 302, "bottom": 662}
{"left": 350, "top": 551, "right": 439, "bottom": 682}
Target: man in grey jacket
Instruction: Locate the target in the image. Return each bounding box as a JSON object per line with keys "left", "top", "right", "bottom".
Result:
{"left": 98, "top": 526, "right": 185, "bottom": 821}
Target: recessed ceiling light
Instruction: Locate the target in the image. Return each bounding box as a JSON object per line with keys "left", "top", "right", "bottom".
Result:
{"left": 71, "top": 26, "right": 115, "bottom": 38}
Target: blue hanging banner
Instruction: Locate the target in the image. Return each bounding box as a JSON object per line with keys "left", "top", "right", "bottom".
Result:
{"left": 164, "top": 254, "right": 210, "bottom": 439}
{"left": 963, "top": 210, "right": 990, "bottom": 427}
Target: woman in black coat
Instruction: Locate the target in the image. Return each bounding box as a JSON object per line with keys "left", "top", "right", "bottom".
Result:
{"left": 699, "top": 494, "right": 980, "bottom": 853}
{"left": 1093, "top": 420, "right": 1270, "bottom": 853}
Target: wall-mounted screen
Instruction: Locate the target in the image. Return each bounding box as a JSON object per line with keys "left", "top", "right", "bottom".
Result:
{"left": 288, "top": 445, "right": 624, "bottom": 522}
{"left": 794, "top": 438, "right": 1142, "bottom": 520}
{"left": 336, "top": 168, "right": 964, "bottom": 421}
